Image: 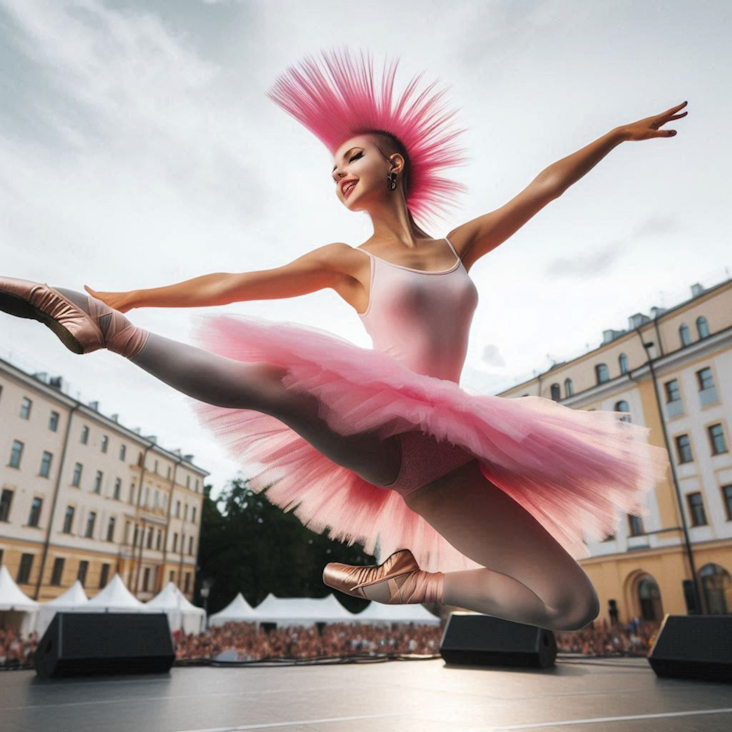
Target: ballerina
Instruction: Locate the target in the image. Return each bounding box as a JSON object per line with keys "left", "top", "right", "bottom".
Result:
{"left": 0, "top": 48, "right": 683, "bottom": 631}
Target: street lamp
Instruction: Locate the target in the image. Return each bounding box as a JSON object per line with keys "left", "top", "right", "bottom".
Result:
{"left": 200, "top": 578, "right": 214, "bottom": 616}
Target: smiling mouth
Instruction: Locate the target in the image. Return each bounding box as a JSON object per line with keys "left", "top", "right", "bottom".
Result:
{"left": 343, "top": 181, "right": 357, "bottom": 198}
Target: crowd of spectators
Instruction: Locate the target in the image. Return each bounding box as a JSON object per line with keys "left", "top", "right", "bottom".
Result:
{"left": 174, "top": 621, "right": 441, "bottom": 660}
{"left": 555, "top": 617, "right": 661, "bottom": 656}
{"left": 0, "top": 628, "right": 38, "bottom": 669}
{"left": 173, "top": 617, "right": 662, "bottom": 662}
{"left": 0, "top": 617, "right": 663, "bottom": 669}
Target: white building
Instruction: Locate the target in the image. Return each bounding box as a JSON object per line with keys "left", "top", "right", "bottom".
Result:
{"left": 0, "top": 359, "right": 209, "bottom": 603}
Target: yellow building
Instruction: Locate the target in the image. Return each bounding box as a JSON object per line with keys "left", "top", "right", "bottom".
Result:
{"left": 497, "top": 278, "right": 732, "bottom": 624}
{"left": 0, "top": 357, "right": 208, "bottom": 603}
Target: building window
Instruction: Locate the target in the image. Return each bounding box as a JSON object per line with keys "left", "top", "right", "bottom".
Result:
{"left": 113, "top": 478, "right": 122, "bottom": 500}
{"left": 143, "top": 567, "right": 151, "bottom": 592}
{"left": 124, "top": 520, "right": 131, "bottom": 545}
{"left": 17, "top": 554, "right": 34, "bottom": 584}
{"left": 40, "top": 451, "right": 53, "bottom": 478}
{"left": 28, "top": 497, "right": 43, "bottom": 528}
{"left": 723, "top": 485, "right": 732, "bottom": 521}
{"left": 49, "top": 411, "right": 60, "bottom": 432}
{"left": 186, "top": 475, "right": 191, "bottom": 489}
{"left": 184, "top": 504, "right": 188, "bottom": 522}
{"left": 147, "top": 526, "right": 154, "bottom": 550}
{"left": 77, "top": 560, "right": 89, "bottom": 586}
{"left": 176, "top": 501, "right": 181, "bottom": 518}
{"left": 119, "top": 444, "right": 127, "bottom": 462}
{"left": 618, "top": 353, "right": 629, "bottom": 375}
{"left": 99, "top": 563, "right": 110, "bottom": 588}
{"left": 687, "top": 493, "right": 707, "bottom": 526}
{"left": 0, "top": 489, "right": 13, "bottom": 522}
{"left": 20, "top": 396, "right": 32, "bottom": 419}
{"left": 595, "top": 363, "right": 610, "bottom": 384}
{"left": 169, "top": 570, "right": 175, "bottom": 584}
{"left": 696, "top": 316, "right": 710, "bottom": 339}
{"left": 81, "top": 425, "right": 89, "bottom": 444}
{"left": 679, "top": 323, "right": 691, "bottom": 347}
{"left": 195, "top": 479, "right": 199, "bottom": 493}
{"left": 129, "top": 483, "right": 135, "bottom": 505}
{"left": 709, "top": 424, "right": 727, "bottom": 455}
{"left": 50, "top": 557, "right": 65, "bottom": 586}
{"left": 63, "top": 506, "right": 75, "bottom": 534}
{"left": 93, "top": 470, "right": 103, "bottom": 494}
{"left": 628, "top": 514, "right": 644, "bottom": 536}
{"left": 101, "top": 435, "right": 109, "bottom": 453}
{"left": 154, "top": 459, "right": 159, "bottom": 474}
{"left": 192, "top": 507, "right": 197, "bottom": 524}
{"left": 188, "top": 536, "right": 194, "bottom": 555}
{"left": 85, "top": 511, "right": 96, "bottom": 538}
{"left": 156, "top": 530, "right": 162, "bottom": 551}
{"left": 106, "top": 516, "right": 116, "bottom": 542}
{"left": 172, "top": 532, "right": 178, "bottom": 552}
{"left": 72, "top": 462, "right": 83, "bottom": 487}
{"left": 675, "top": 434, "right": 693, "bottom": 464}
{"left": 184, "top": 572, "right": 191, "bottom": 594}
{"left": 665, "top": 379, "right": 681, "bottom": 404}
{"left": 167, "top": 465, "right": 171, "bottom": 479}
{"left": 615, "top": 400, "right": 632, "bottom": 423}
{"left": 9, "top": 440, "right": 23, "bottom": 468}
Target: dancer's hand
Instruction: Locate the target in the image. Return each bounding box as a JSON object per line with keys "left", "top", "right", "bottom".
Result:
{"left": 620, "top": 101, "right": 688, "bottom": 141}
{"left": 83, "top": 285, "right": 137, "bottom": 313}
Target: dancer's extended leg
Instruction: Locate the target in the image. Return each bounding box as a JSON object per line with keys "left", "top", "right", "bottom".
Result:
{"left": 52, "top": 288, "right": 402, "bottom": 487}
{"left": 404, "top": 460, "right": 601, "bottom": 631}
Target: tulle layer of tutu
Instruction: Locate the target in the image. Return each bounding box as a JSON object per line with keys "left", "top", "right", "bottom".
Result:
{"left": 184, "top": 313, "right": 670, "bottom": 573}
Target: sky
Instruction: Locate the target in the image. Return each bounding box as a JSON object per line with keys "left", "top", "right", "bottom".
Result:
{"left": 0, "top": 0, "right": 729, "bottom": 495}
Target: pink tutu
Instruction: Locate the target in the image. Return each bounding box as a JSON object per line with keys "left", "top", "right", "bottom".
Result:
{"left": 184, "top": 313, "right": 669, "bottom": 573}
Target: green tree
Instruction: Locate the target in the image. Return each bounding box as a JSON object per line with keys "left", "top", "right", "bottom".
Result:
{"left": 196, "top": 474, "right": 377, "bottom": 614}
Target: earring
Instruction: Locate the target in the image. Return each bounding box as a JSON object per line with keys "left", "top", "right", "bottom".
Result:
{"left": 388, "top": 172, "right": 397, "bottom": 191}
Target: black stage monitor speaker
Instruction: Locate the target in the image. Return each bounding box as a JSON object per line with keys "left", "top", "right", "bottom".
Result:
{"left": 440, "top": 612, "right": 557, "bottom": 668}
{"left": 647, "top": 614, "right": 732, "bottom": 682}
{"left": 34, "top": 612, "right": 176, "bottom": 679}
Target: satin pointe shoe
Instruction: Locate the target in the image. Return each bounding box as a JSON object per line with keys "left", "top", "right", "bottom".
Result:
{"left": 0, "top": 277, "right": 149, "bottom": 358}
{"left": 323, "top": 548, "right": 444, "bottom": 605}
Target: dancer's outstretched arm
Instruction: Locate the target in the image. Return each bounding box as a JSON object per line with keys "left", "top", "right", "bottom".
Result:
{"left": 448, "top": 101, "right": 688, "bottom": 273}
{"left": 85, "top": 242, "right": 348, "bottom": 312}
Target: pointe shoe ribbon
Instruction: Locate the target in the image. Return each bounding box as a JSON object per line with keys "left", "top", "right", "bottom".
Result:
{"left": 323, "top": 548, "right": 443, "bottom": 604}
{"left": 87, "top": 296, "right": 149, "bottom": 358}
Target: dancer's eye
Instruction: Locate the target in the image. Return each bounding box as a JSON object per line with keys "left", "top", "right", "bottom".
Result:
{"left": 333, "top": 152, "right": 363, "bottom": 183}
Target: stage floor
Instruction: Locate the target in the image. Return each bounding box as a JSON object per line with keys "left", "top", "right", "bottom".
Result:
{"left": 0, "top": 656, "right": 730, "bottom": 732}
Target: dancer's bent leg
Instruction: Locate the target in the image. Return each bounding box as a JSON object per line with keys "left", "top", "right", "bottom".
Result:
{"left": 405, "top": 460, "right": 601, "bottom": 631}
{"left": 53, "top": 288, "right": 402, "bottom": 488}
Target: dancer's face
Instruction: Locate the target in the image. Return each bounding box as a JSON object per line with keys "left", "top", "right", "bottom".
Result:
{"left": 332, "top": 135, "right": 404, "bottom": 211}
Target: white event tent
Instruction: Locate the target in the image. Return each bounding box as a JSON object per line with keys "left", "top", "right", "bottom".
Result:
{"left": 82, "top": 574, "right": 147, "bottom": 613}
{"left": 246, "top": 593, "right": 359, "bottom": 628}
{"left": 35, "top": 580, "right": 89, "bottom": 637}
{"left": 208, "top": 592, "right": 255, "bottom": 628}
{"left": 349, "top": 600, "right": 441, "bottom": 626}
{"left": 0, "top": 566, "right": 39, "bottom": 636}
{"left": 146, "top": 582, "right": 206, "bottom": 635}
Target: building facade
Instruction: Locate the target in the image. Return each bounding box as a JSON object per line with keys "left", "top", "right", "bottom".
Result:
{"left": 0, "top": 358, "right": 209, "bottom": 602}
{"left": 497, "top": 278, "right": 732, "bottom": 624}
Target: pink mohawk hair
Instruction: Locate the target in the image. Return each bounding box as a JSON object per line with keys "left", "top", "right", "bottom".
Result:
{"left": 266, "top": 47, "right": 470, "bottom": 230}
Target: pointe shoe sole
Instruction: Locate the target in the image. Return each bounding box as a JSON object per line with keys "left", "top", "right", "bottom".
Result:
{"left": 0, "top": 278, "right": 98, "bottom": 355}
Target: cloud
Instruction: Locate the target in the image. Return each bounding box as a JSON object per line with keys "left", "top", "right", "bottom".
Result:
{"left": 543, "top": 240, "right": 625, "bottom": 278}
{"left": 632, "top": 215, "right": 682, "bottom": 238}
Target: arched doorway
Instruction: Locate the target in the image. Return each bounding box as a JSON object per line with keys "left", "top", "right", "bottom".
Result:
{"left": 637, "top": 574, "right": 663, "bottom": 621}
{"left": 699, "top": 564, "right": 732, "bottom": 614}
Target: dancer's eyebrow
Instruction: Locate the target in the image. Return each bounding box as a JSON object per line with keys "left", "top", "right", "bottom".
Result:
{"left": 332, "top": 147, "right": 360, "bottom": 172}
